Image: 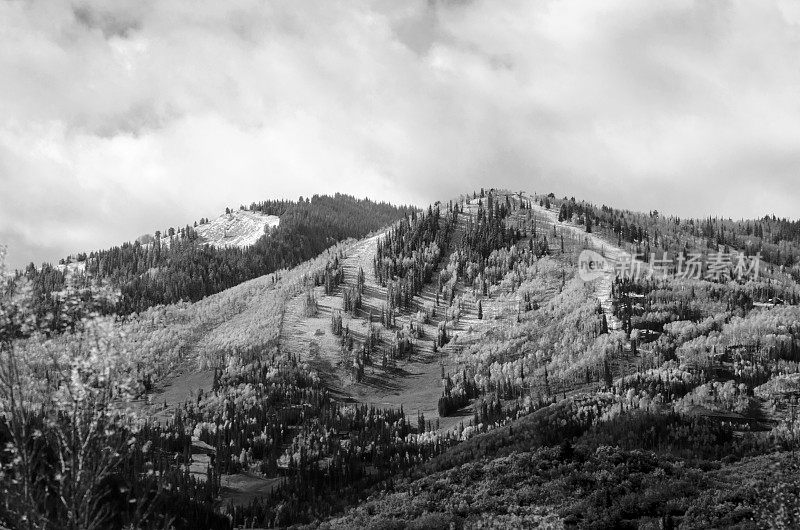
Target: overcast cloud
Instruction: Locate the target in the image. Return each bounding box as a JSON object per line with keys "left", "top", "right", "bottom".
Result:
{"left": 2, "top": 0, "right": 800, "bottom": 268}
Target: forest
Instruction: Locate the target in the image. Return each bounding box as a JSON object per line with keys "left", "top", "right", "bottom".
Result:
{"left": 15, "top": 194, "right": 412, "bottom": 330}
{"left": 2, "top": 188, "right": 800, "bottom": 528}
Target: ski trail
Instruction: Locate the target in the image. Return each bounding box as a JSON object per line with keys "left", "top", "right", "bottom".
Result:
{"left": 528, "top": 200, "right": 625, "bottom": 331}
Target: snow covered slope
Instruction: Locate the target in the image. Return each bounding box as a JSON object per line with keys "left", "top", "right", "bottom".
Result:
{"left": 53, "top": 210, "right": 278, "bottom": 275}
{"left": 194, "top": 210, "right": 280, "bottom": 248}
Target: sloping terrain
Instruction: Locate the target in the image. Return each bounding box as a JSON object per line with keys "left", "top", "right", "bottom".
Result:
{"left": 118, "top": 189, "right": 800, "bottom": 527}
{"left": 273, "top": 192, "right": 607, "bottom": 431}
{"left": 530, "top": 200, "right": 625, "bottom": 331}
{"left": 194, "top": 210, "right": 280, "bottom": 248}
{"left": 278, "top": 227, "right": 465, "bottom": 430}
{"left": 148, "top": 209, "right": 280, "bottom": 250}
{"left": 8, "top": 189, "right": 800, "bottom": 529}
{"left": 142, "top": 190, "right": 663, "bottom": 517}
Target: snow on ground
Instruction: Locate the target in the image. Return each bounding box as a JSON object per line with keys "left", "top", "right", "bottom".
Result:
{"left": 194, "top": 210, "right": 280, "bottom": 248}
{"left": 528, "top": 196, "right": 628, "bottom": 331}
{"left": 52, "top": 210, "right": 279, "bottom": 276}
{"left": 278, "top": 226, "right": 474, "bottom": 430}
{"left": 55, "top": 260, "right": 86, "bottom": 274}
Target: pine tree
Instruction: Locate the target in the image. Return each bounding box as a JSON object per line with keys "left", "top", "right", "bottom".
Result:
{"left": 603, "top": 357, "right": 613, "bottom": 389}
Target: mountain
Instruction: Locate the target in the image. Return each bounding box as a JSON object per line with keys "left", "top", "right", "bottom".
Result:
{"left": 18, "top": 193, "right": 413, "bottom": 322}
{"left": 53, "top": 210, "right": 280, "bottom": 276}
{"left": 2, "top": 189, "right": 800, "bottom": 529}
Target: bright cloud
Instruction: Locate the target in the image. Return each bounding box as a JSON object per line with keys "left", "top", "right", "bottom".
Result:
{"left": 1, "top": 0, "right": 799, "bottom": 267}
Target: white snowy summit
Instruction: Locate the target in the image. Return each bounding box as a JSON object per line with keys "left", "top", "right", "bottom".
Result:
{"left": 195, "top": 210, "right": 280, "bottom": 248}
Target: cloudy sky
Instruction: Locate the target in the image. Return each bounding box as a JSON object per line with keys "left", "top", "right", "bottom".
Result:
{"left": 2, "top": 0, "right": 800, "bottom": 268}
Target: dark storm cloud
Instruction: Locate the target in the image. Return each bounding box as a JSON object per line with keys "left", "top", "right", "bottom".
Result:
{"left": 1, "top": 0, "right": 799, "bottom": 269}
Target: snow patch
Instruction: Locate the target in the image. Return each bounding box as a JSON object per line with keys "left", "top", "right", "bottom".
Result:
{"left": 56, "top": 259, "right": 86, "bottom": 274}
{"left": 193, "top": 210, "right": 280, "bottom": 248}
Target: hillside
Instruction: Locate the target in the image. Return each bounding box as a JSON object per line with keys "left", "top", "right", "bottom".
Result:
{"left": 56, "top": 210, "right": 281, "bottom": 273}
{"left": 185, "top": 209, "right": 280, "bottom": 249}
{"left": 18, "top": 194, "right": 412, "bottom": 319}
{"left": 3, "top": 189, "right": 800, "bottom": 529}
